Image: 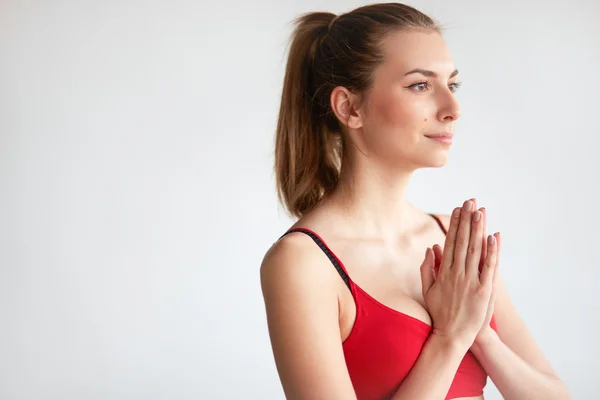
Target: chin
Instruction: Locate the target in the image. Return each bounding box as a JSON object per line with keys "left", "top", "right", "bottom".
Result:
{"left": 420, "top": 153, "right": 449, "bottom": 169}
{"left": 387, "top": 148, "right": 450, "bottom": 170}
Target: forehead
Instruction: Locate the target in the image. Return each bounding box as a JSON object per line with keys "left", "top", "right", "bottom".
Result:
{"left": 378, "top": 29, "right": 456, "bottom": 76}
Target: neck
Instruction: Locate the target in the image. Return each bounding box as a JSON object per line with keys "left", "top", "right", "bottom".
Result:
{"left": 325, "top": 160, "right": 421, "bottom": 239}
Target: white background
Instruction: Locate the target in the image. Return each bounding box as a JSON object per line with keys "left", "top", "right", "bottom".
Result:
{"left": 1, "top": 0, "right": 598, "bottom": 399}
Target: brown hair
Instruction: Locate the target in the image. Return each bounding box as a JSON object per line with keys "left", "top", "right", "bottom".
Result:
{"left": 274, "top": 3, "right": 441, "bottom": 218}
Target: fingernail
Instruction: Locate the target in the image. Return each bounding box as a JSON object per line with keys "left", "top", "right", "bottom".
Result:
{"left": 473, "top": 211, "right": 481, "bottom": 222}
{"left": 488, "top": 235, "right": 496, "bottom": 245}
{"left": 464, "top": 200, "right": 473, "bottom": 211}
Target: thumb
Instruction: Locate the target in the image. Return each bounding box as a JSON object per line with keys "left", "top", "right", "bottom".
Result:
{"left": 420, "top": 247, "right": 435, "bottom": 296}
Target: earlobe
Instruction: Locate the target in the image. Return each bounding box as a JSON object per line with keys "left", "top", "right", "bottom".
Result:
{"left": 347, "top": 110, "right": 363, "bottom": 129}
{"left": 330, "top": 87, "right": 363, "bottom": 130}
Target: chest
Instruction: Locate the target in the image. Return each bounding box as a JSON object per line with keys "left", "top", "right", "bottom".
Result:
{"left": 335, "top": 238, "right": 443, "bottom": 341}
{"left": 341, "top": 235, "right": 437, "bottom": 307}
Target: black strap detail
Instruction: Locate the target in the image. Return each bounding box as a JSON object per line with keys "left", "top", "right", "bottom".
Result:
{"left": 279, "top": 228, "right": 351, "bottom": 291}
{"left": 429, "top": 214, "right": 448, "bottom": 235}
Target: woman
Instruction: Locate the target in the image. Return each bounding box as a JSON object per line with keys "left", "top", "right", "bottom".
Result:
{"left": 260, "top": 3, "right": 569, "bottom": 399}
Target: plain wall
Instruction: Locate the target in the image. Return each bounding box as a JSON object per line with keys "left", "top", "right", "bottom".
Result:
{"left": 1, "top": 0, "right": 599, "bottom": 398}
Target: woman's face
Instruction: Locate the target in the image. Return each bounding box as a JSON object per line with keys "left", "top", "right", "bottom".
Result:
{"left": 352, "top": 29, "right": 462, "bottom": 170}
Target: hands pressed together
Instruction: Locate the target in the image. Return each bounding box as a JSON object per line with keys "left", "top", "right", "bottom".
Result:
{"left": 420, "top": 199, "right": 502, "bottom": 350}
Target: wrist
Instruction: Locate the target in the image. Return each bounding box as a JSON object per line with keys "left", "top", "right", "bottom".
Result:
{"left": 472, "top": 327, "right": 498, "bottom": 354}
{"left": 428, "top": 331, "right": 473, "bottom": 356}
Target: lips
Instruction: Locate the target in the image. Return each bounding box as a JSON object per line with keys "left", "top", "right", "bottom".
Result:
{"left": 424, "top": 132, "right": 454, "bottom": 139}
{"left": 425, "top": 132, "right": 454, "bottom": 145}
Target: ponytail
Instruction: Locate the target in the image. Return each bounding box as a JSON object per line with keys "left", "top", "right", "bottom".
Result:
{"left": 274, "top": 12, "right": 341, "bottom": 218}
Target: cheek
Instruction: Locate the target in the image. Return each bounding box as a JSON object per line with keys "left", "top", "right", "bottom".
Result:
{"left": 365, "top": 90, "right": 429, "bottom": 146}
{"left": 369, "top": 89, "right": 426, "bottom": 130}
{"left": 359, "top": 89, "right": 436, "bottom": 164}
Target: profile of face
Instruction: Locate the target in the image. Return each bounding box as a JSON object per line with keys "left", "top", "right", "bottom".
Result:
{"left": 334, "top": 29, "right": 462, "bottom": 171}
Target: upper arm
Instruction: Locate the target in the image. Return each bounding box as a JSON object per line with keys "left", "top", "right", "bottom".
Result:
{"left": 260, "top": 234, "right": 357, "bottom": 400}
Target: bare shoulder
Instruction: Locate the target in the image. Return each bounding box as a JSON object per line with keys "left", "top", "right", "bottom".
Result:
{"left": 260, "top": 231, "right": 337, "bottom": 292}
{"left": 259, "top": 231, "right": 356, "bottom": 399}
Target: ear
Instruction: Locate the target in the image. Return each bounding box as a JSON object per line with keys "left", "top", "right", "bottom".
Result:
{"left": 330, "top": 86, "right": 364, "bottom": 130}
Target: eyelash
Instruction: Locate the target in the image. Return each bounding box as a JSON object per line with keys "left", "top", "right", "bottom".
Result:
{"left": 407, "top": 80, "right": 462, "bottom": 93}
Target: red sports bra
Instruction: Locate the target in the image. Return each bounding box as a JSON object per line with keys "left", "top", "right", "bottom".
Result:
{"left": 280, "top": 214, "right": 496, "bottom": 400}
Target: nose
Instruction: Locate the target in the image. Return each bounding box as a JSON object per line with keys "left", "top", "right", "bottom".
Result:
{"left": 436, "top": 90, "right": 462, "bottom": 122}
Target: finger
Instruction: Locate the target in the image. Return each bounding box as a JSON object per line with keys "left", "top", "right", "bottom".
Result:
{"left": 486, "top": 233, "right": 501, "bottom": 321}
{"left": 471, "top": 200, "right": 485, "bottom": 264}
{"left": 480, "top": 234, "right": 498, "bottom": 288}
{"left": 492, "top": 232, "right": 501, "bottom": 286}
{"left": 439, "top": 207, "right": 461, "bottom": 274}
{"left": 432, "top": 244, "right": 443, "bottom": 279}
{"left": 470, "top": 198, "right": 480, "bottom": 254}
{"left": 420, "top": 247, "right": 435, "bottom": 295}
{"left": 452, "top": 199, "right": 474, "bottom": 274}
{"left": 479, "top": 207, "right": 487, "bottom": 271}
{"left": 496, "top": 232, "right": 502, "bottom": 269}
{"left": 470, "top": 198, "right": 477, "bottom": 210}
{"left": 481, "top": 232, "right": 501, "bottom": 280}
{"left": 466, "top": 210, "right": 484, "bottom": 279}
{"left": 471, "top": 199, "right": 484, "bottom": 259}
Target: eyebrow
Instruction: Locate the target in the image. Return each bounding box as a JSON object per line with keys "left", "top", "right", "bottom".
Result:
{"left": 404, "top": 68, "right": 459, "bottom": 78}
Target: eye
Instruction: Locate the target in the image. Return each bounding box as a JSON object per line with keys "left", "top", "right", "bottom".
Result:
{"left": 449, "top": 81, "right": 462, "bottom": 93}
{"left": 407, "top": 80, "right": 463, "bottom": 93}
{"left": 408, "top": 81, "right": 431, "bottom": 92}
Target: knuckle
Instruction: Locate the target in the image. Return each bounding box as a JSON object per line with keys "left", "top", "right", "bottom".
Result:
{"left": 456, "top": 236, "right": 468, "bottom": 247}
{"left": 461, "top": 209, "right": 471, "bottom": 220}
{"left": 438, "top": 270, "right": 447, "bottom": 282}
{"left": 463, "top": 275, "right": 473, "bottom": 285}
{"left": 451, "top": 272, "right": 462, "bottom": 285}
